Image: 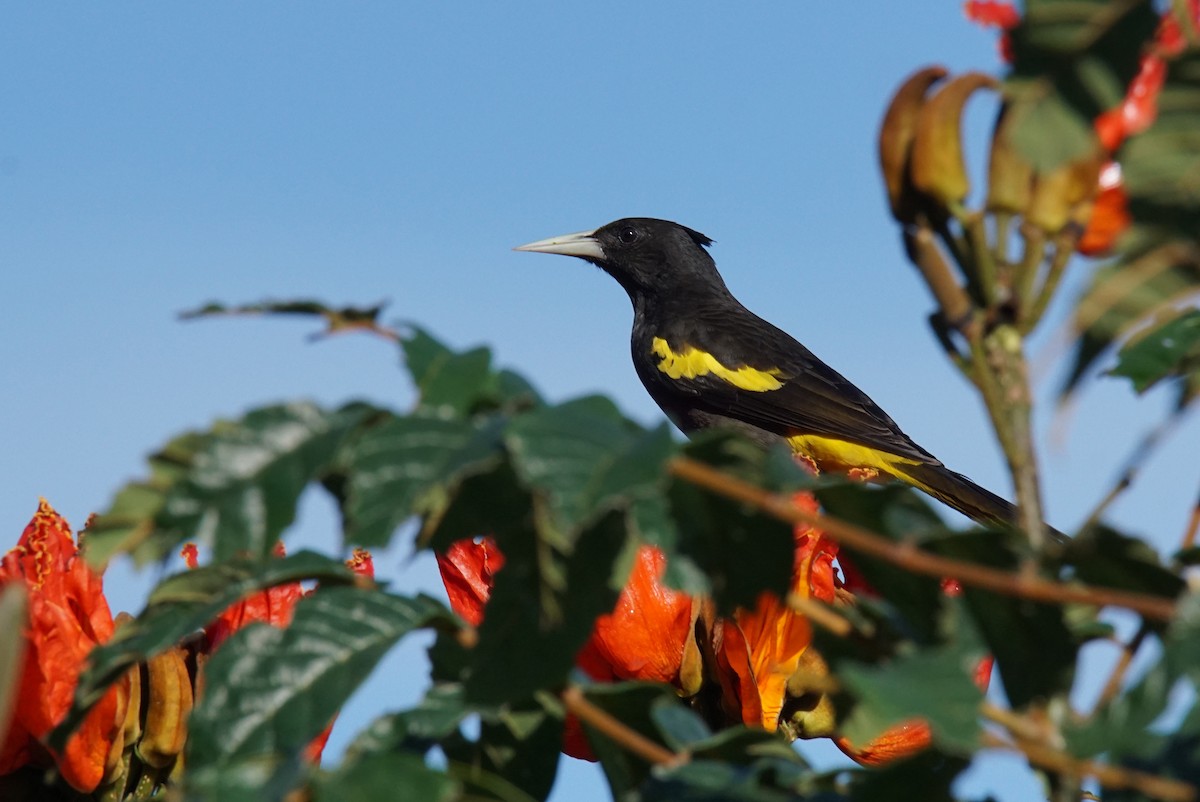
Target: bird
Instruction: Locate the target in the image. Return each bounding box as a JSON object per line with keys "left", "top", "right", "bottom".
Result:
{"left": 515, "top": 216, "right": 1049, "bottom": 533}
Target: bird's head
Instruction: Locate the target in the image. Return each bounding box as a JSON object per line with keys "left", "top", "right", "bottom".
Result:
{"left": 515, "top": 217, "right": 724, "bottom": 306}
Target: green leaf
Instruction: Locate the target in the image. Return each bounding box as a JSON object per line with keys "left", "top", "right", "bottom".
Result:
{"left": 1008, "top": 88, "right": 1100, "bottom": 172}
{"left": 817, "top": 482, "right": 951, "bottom": 644}
{"left": 643, "top": 756, "right": 814, "bottom": 802}
{"left": 1069, "top": 593, "right": 1200, "bottom": 762}
{"left": 85, "top": 402, "right": 372, "bottom": 566}
{"left": 1062, "top": 248, "right": 1200, "bottom": 399}
{"left": 81, "top": 430, "right": 209, "bottom": 568}
{"left": 345, "top": 684, "right": 468, "bottom": 756}
{"left": 1006, "top": 0, "right": 1158, "bottom": 171}
{"left": 313, "top": 752, "right": 460, "bottom": 802}
{"left": 1067, "top": 523, "right": 1185, "bottom": 605}
{"left": 186, "top": 587, "right": 455, "bottom": 768}
{"left": 463, "top": 510, "right": 627, "bottom": 704}
{"left": 341, "top": 412, "right": 506, "bottom": 546}
{"left": 1108, "top": 309, "right": 1200, "bottom": 393}
{"left": 664, "top": 439, "right": 795, "bottom": 612}
{"left": 464, "top": 700, "right": 562, "bottom": 801}
{"left": 1122, "top": 50, "right": 1200, "bottom": 249}
{"left": 401, "top": 327, "right": 495, "bottom": 416}
{"left": 839, "top": 642, "right": 982, "bottom": 754}
{"left": 51, "top": 550, "right": 354, "bottom": 751}
{"left": 966, "top": 592, "right": 1077, "bottom": 709}
{"left": 582, "top": 683, "right": 682, "bottom": 798}
{"left": 180, "top": 754, "right": 309, "bottom": 802}
{"left": 505, "top": 397, "right": 674, "bottom": 535}
{"left": 847, "top": 749, "right": 969, "bottom": 802}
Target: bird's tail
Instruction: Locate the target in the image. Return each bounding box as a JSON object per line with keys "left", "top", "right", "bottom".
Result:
{"left": 892, "top": 461, "right": 1067, "bottom": 544}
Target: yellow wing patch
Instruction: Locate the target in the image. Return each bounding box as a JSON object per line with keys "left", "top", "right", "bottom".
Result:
{"left": 651, "top": 337, "right": 784, "bottom": 392}
{"left": 787, "top": 434, "right": 931, "bottom": 489}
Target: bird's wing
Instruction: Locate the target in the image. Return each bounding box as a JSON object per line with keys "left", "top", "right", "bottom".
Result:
{"left": 646, "top": 315, "right": 939, "bottom": 465}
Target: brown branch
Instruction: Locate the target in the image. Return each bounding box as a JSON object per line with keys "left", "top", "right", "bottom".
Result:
{"left": 980, "top": 731, "right": 1196, "bottom": 802}
{"left": 979, "top": 701, "right": 1052, "bottom": 745}
{"left": 1182, "top": 487, "right": 1200, "bottom": 551}
{"left": 786, "top": 593, "right": 854, "bottom": 637}
{"left": 668, "top": 458, "right": 1178, "bottom": 621}
{"left": 904, "top": 224, "right": 977, "bottom": 337}
{"left": 1094, "top": 627, "right": 1149, "bottom": 713}
{"left": 561, "top": 685, "right": 682, "bottom": 766}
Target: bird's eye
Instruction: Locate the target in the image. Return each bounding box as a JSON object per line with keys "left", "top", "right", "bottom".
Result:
{"left": 618, "top": 226, "right": 639, "bottom": 244}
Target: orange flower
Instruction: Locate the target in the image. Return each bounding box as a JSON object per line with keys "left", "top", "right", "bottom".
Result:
{"left": 435, "top": 537, "right": 505, "bottom": 627}
{"left": 1077, "top": 165, "right": 1131, "bottom": 257}
{"left": 0, "top": 500, "right": 125, "bottom": 792}
{"left": 183, "top": 542, "right": 304, "bottom": 650}
{"left": 836, "top": 719, "right": 934, "bottom": 766}
{"left": 588, "top": 546, "right": 693, "bottom": 686}
{"left": 435, "top": 538, "right": 695, "bottom": 761}
{"left": 717, "top": 492, "right": 838, "bottom": 731}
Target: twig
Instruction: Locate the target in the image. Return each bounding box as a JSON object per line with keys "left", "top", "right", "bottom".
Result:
{"left": 904, "top": 225, "right": 976, "bottom": 335}
{"left": 1082, "top": 413, "right": 1181, "bottom": 529}
{"left": 1011, "top": 224, "right": 1047, "bottom": 326}
{"left": 1182, "top": 487, "right": 1200, "bottom": 551}
{"left": 1093, "top": 470, "right": 1199, "bottom": 716}
{"left": 786, "top": 594, "right": 854, "bottom": 637}
{"left": 561, "top": 685, "right": 682, "bottom": 766}
{"left": 980, "top": 702, "right": 1052, "bottom": 745}
{"left": 1023, "top": 231, "right": 1075, "bottom": 333}
{"left": 1093, "top": 626, "right": 1149, "bottom": 713}
{"left": 980, "top": 731, "right": 1196, "bottom": 802}
{"left": 668, "top": 458, "right": 1178, "bottom": 621}
{"left": 964, "top": 211, "right": 998, "bottom": 307}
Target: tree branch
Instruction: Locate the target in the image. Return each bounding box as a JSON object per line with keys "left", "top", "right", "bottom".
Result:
{"left": 668, "top": 457, "right": 1178, "bottom": 621}
{"left": 561, "top": 685, "right": 682, "bottom": 766}
{"left": 980, "top": 731, "right": 1196, "bottom": 802}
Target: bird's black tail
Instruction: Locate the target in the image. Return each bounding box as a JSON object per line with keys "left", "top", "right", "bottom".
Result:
{"left": 898, "top": 461, "right": 1068, "bottom": 544}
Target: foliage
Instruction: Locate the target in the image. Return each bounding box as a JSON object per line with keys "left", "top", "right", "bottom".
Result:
{"left": 4, "top": 5, "right": 1200, "bottom": 801}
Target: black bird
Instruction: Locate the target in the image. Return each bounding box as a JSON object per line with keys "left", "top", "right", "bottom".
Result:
{"left": 516, "top": 217, "right": 1038, "bottom": 530}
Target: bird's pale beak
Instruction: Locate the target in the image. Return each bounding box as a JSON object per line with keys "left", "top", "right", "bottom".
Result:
{"left": 513, "top": 229, "right": 606, "bottom": 261}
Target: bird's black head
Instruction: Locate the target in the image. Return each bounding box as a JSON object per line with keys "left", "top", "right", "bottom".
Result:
{"left": 515, "top": 217, "right": 726, "bottom": 307}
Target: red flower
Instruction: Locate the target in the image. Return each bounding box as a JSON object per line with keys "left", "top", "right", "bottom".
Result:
{"left": 836, "top": 719, "right": 935, "bottom": 767}
{"left": 1078, "top": 164, "right": 1131, "bottom": 256}
{"left": 435, "top": 537, "right": 505, "bottom": 627}
{"left": 963, "top": 1, "right": 1018, "bottom": 62}
{"left": 588, "top": 546, "right": 693, "bottom": 686}
{"left": 0, "top": 500, "right": 125, "bottom": 792}
{"left": 184, "top": 542, "right": 304, "bottom": 650}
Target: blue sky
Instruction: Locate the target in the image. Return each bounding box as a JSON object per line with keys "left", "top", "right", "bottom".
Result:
{"left": 3, "top": 4, "right": 1195, "bottom": 800}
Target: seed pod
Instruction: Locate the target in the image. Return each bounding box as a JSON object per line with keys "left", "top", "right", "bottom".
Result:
{"left": 911, "top": 72, "right": 998, "bottom": 209}
{"left": 986, "top": 102, "right": 1034, "bottom": 214}
{"left": 136, "top": 645, "right": 193, "bottom": 769}
{"left": 1025, "top": 153, "right": 1104, "bottom": 234}
{"left": 878, "top": 65, "right": 949, "bottom": 223}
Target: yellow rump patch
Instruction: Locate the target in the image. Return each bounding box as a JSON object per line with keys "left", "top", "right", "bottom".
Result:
{"left": 787, "top": 434, "right": 930, "bottom": 489}
{"left": 651, "top": 337, "right": 783, "bottom": 392}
